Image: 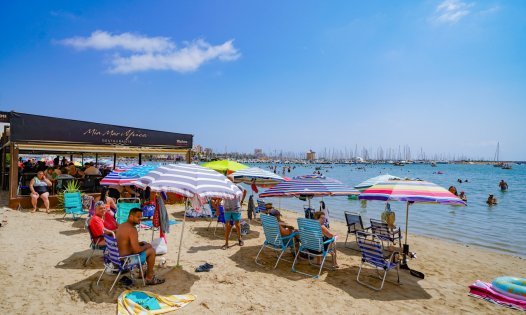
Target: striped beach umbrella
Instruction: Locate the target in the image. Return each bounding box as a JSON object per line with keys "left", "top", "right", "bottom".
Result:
{"left": 231, "top": 167, "right": 284, "bottom": 186}
{"left": 359, "top": 180, "right": 466, "bottom": 269}
{"left": 354, "top": 174, "right": 401, "bottom": 191}
{"left": 132, "top": 163, "right": 242, "bottom": 266}
{"left": 259, "top": 176, "right": 359, "bottom": 198}
{"left": 132, "top": 164, "right": 242, "bottom": 199}
{"left": 99, "top": 170, "right": 138, "bottom": 186}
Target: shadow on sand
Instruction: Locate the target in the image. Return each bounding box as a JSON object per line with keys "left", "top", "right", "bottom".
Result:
{"left": 65, "top": 266, "right": 199, "bottom": 303}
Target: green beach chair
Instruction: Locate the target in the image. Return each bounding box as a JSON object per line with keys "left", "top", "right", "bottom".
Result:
{"left": 63, "top": 191, "right": 89, "bottom": 220}
{"left": 116, "top": 198, "right": 141, "bottom": 225}
{"left": 291, "top": 217, "right": 336, "bottom": 278}
{"left": 255, "top": 214, "right": 297, "bottom": 269}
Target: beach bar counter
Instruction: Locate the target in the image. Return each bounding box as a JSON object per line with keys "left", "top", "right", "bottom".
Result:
{"left": 0, "top": 111, "right": 193, "bottom": 209}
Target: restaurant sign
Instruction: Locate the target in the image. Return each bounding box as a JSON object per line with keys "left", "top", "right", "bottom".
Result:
{"left": 9, "top": 112, "right": 192, "bottom": 148}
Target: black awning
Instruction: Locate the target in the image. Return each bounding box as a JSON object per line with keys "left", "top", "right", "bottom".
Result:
{"left": 9, "top": 112, "right": 192, "bottom": 148}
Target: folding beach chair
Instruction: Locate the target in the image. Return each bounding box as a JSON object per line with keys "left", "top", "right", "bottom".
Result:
{"left": 291, "top": 218, "right": 336, "bottom": 278}
{"left": 63, "top": 191, "right": 89, "bottom": 220}
{"left": 356, "top": 231, "right": 401, "bottom": 291}
{"left": 116, "top": 198, "right": 141, "bottom": 225}
{"left": 370, "top": 219, "right": 402, "bottom": 250}
{"left": 84, "top": 217, "right": 107, "bottom": 266}
{"left": 344, "top": 211, "right": 370, "bottom": 249}
{"left": 255, "top": 214, "right": 297, "bottom": 269}
{"left": 96, "top": 232, "right": 146, "bottom": 292}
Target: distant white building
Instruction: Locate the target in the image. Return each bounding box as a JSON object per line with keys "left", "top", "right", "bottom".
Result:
{"left": 254, "top": 148, "right": 263, "bottom": 158}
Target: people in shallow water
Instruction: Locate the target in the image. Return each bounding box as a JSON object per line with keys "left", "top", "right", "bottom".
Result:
{"left": 486, "top": 194, "right": 497, "bottom": 205}
{"left": 457, "top": 178, "right": 462, "bottom": 183}
{"left": 499, "top": 180, "right": 508, "bottom": 191}
{"left": 459, "top": 191, "right": 467, "bottom": 202}
{"left": 448, "top": 186, "right": 458, "bottom": 196}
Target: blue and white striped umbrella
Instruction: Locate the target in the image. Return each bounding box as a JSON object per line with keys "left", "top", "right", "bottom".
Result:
{"left": 259, "top": 175, "right": 359, "bottom": 198}
{"left": 232, "top": 167, "right": 284, "bottom": 186}
{"left": 132, "top": 164, "right": 242, "bottom": 199}
{"left": 354, "top": 174, "right": 401, "bottom": 191}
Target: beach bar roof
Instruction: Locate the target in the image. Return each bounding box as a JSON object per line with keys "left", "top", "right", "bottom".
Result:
{"left": 0, "top": 111, "right": 193, "bottom": 208}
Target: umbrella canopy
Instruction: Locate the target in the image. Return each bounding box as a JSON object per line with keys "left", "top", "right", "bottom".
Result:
{"left": 354, "top": 174, "right": 401, "bottom": 191}
{"left": 120, "top": 165, "right": 158, "bottom": 178}
{"left": 132, "top": 163, "right": 242, "bottom": 266}
{"left": 132, "top": 164, "right": 242, "bottom": 199}
{"left": 358, "top": 180, "right": 466, "bottom": 205}
{"left": 231, "top": 167, "right": 284, "bottom": 186}
{"left": 359, "top": 180, "right": 466, "bottom": 268}
{"left": 99, "top": 170, "right": 138, "bottom": 186}
{"left": 259, "top": 176, "right": 359, "bottom": 198}
{"left": 201, "top": 160, "right": 248, "bottom": 174}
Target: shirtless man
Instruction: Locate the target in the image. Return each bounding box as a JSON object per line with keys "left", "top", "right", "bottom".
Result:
{"left": 116, "top": 208, "right": 165, "bottom": 285}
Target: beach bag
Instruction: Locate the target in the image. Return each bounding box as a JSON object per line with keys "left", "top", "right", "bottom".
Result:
{"left": 152, "top": 237, "right": 168, "bottom": 255}
{"left": 142, "top": 202, "right": 155, "bottom": 218}
{"left": 240, "top": 219, "right": 250, "bottom": 236}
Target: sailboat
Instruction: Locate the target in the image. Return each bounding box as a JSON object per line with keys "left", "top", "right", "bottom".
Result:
{"left": 493, "top": 142, "right": 503, "bottom": 167}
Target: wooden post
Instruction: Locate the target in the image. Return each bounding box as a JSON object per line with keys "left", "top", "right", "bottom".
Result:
{"left": 0, "top": 146, "right": 5, "bottom": 190}
{"left": 113, "top": 153, "right": 117, "bottom": 169}
{"left": 9, "top": 142, "right": 18, "bottom": 202}
{"left": 95, "top": 153, "right": 98, "bottom": 165}
{"left": 185, "top": 150, "right": 191, "bottom": 164}
{"left": 139, "top": 153, "right": 142, "bottom": 165}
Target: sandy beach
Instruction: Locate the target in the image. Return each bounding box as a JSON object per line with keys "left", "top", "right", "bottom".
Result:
{"left": 0, "top": 203, "right": 524, "bottom": 315}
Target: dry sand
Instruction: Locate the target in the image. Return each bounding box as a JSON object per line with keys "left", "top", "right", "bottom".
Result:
{"left": 0, "top": 203, "right": 524, "bottom": 314}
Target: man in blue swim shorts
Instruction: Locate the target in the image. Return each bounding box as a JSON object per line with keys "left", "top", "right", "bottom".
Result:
{"left": 222, "top": 180, "right": 246, "bottom": 250}
{"left": 116, "top": 208, "right": 165, "bottom": 285}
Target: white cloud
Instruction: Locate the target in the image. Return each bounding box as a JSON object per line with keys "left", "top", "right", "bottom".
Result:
{"left": 58, "top": 31, "right": 240, "bottom": 73}
{"left": 434, "top": 0, "right": 474, "bottom": 24}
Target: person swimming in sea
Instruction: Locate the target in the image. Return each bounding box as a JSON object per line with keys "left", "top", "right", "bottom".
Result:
{"left": 459, "top": 191, "right": 467, "bottom": 202}
{"left": 486, "top": 194, "right": 497, "bottom": 206}
{"left": 499, "top": 180, "right": 508, "bottom": 191}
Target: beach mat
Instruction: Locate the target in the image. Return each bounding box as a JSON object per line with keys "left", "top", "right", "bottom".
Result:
{"left": 468, "top": 280, "right": 526, "bottom": 311}
{"left": 117, "top": 289, "right": 195, "bottom": 315}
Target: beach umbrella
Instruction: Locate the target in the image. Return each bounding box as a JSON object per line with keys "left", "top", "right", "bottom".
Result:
{"left": 132, "top": 164, "right": 242, "bottom": 265}
{"left": 259, "top": 175, "right": 359, "bottom": 215}
{"left": 354, "top": 174, "right": 401, "bottom": 191}
{"left": 201, "top": 160, "right": 248, "bottom": 174}
{"left": 359, "top": 180, "right": 466, "bottom": 270}
{"left": 231, "top": 167, "right": 284, "bottom": 186}
{"left": 120, "top": 165, "right": 159, "bottom": 178}
{"left": 99, "top": 170, "right": 139, "bottom": 186}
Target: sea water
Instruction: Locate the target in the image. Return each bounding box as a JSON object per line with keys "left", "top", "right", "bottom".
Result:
{"left": 248, "top": 163, "right": 526, "bottom": 258}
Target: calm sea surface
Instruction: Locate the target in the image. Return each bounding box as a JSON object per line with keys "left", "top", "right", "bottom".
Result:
{"left": 247, "top": 163, "right": 526, "bottom": 258}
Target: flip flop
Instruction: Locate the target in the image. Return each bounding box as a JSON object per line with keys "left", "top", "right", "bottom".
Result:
{"left": 146, "top": 275, "right": 165, "bottom": 285}
{"left": 238, "top": 239, "right": 244, "bottom": 246}
{"left": 195, "top": 264, "right": 211, "bottom": 272}
{"left": 221, "top": 244, "right": 228, "bottom": 250}
{"left": 204, "top": 262, "right": 214, "bottom": 269}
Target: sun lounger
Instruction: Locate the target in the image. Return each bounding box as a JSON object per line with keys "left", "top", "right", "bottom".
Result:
{"left": 255, "top": 214, "right": 297, "bottom": 269}
{"left": 356, "top": 231, "right": 401, "bottom": 291}
{"left": 292, "top": 218, "right": 336, "bottom": 278}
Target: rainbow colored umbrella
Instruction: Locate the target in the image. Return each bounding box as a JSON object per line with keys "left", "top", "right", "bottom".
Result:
{"left": 359, "top": 180, "right": 466, "bottom": 267}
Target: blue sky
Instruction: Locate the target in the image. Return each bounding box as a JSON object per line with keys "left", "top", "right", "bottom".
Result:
{"left": 1, "top": 1, "right": 525, "bottom": 160}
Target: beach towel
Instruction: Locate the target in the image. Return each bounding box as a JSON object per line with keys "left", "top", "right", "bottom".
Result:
{"left": 468, "top": 280, "right": 526, "bottom": 311}
{"left": 117, "top": 290, "right": 196, "bottom": 315}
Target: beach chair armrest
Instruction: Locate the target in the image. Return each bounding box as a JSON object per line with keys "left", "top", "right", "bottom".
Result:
{"left": 323, "top": 237, "right": 336, "bottom": 245}
{"left": 120, "top": 253, "right": 141, "bottom": 260}
{"left": 282, "top": 231, "right": 298, "bottom": 241}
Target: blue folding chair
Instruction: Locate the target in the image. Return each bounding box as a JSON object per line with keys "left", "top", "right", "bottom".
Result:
{"left": 255, "top": 214, "right": 297, "bottom": 269}
{"left": 63, "top": 191, "right": 89, "bottom": 220}
{"left": 356, "top": 231, "right": 401, "bottom": 291}
{"left": 116, "top": 198, "right": 141, "bottom": 225}
{"left": 292, "top": 218, "right": 336, "bottom": 278}
{"left": 96, "top": 232, "right": 146, "bottom": 292}
{"left": 84, "top": 217, "right": 107, "bottom": 266}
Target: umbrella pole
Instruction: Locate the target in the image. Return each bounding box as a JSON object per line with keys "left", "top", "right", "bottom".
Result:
{"left": 402, "top": 201, "right": 410, "bottom": 268}
{"left": 176, "top": 197, "right": 188, "bottom": 267}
